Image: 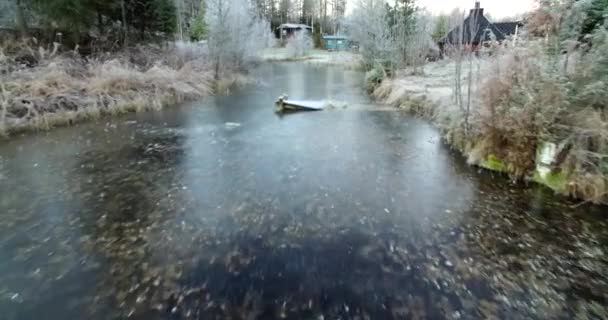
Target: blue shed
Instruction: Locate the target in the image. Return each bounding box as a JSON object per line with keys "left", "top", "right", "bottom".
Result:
{"left": 322, "top": 35, "right": 349, "bottom": 51}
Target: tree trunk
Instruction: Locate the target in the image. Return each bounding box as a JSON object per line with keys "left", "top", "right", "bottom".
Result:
{"left": 97, "top": 10, "right": 104, "bottom": 35}
{"left": 215, "top": 56, "right": 220, "bottom": 81}
{"left": 176, "top": 0, "right": 184, "bottom": 40}
{"left": 323, "top": 0, "right": 327, "bottom": 33}
{"left": 121, "top": 0, "right": 128, "bottom": 48}
{"left": 15, "top": 0, "right": 28, "bottom": 38}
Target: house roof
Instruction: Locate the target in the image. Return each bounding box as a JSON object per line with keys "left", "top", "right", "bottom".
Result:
{"left": 277, "top": 23, "right": 312, "bottom": 30}
{"left": 493, "top": 22, "right": 523, "bottom": 37}
{"left": 439, "top": 2, "right": 521, "bottom": 45}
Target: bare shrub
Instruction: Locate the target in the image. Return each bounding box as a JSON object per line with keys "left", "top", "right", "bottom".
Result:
{"left": 206, "top": 0, "right": 273, "bottom": 80}
{"left": 347, "top": 0, "right": 394, "bottom": 69}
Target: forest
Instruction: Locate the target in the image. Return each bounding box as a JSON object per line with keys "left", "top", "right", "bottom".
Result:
{"left": 1, "top": 0, "right": 348, "bottom": 46}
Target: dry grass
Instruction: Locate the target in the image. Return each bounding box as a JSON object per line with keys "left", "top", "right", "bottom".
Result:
{"left": 0, "top": 42, "right": 223, "bottom": 136}
{"left": 560, "top": 108, "right": 608, "bottom": 202}
{"left": 261, "top": 48, "right": 363, "bottom": 69}
{"left": 215, "top": 72, "right": 253, "bottom": 94}
{"left": 0, "top": 86, "right": 8, "bottom": 137}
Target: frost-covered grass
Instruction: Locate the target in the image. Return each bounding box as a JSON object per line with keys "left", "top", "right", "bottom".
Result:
{"left": 261, "top": 47, "right": 363, "bottom": 69}
{"left": 284, "top": 32, "right": 312, "bottom": 58}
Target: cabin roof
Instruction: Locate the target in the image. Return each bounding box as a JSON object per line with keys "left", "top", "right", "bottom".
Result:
{"left": 322, "top": 35, "right": 348, "bottom": 40}
{"left": 493, "top": 22, "right": 523, "bottom": 36}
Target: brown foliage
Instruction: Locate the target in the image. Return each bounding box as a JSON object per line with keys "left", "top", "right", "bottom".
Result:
{"left": 526, "top": 8, "right": 557, "bottom": 38}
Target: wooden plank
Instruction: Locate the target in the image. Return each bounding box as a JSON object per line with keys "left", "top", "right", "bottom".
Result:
{"left": 283, "top": 100, "right": 324, "bottom": 110}
{"left": 275, "top": 95, "right": 324, "bottom": 113}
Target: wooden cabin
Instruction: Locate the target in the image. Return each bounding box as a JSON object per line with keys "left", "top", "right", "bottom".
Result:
{"left": 322, "top": 35, "right": 350, "bottom": 51}
{"left": 275, "top": 23, "right": 312, "bottom": 39}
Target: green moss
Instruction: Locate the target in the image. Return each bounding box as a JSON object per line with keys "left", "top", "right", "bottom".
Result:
{"left": 601, "top": 159, "right": 608, "bottom": 175}
{"left": 533, "top": 170, "right": 568, "bottom": 192}
{"left": 481, "top": 154, "right": 507, "bottom": 172}
{"left": 364, "top": 67, "right": 385, "bottom": 92}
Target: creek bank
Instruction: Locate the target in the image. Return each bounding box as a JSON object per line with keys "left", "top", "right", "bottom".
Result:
{"left": 1, "top": 61, "right": 607, "bottom": 320}
{"left": 369, "top": 60, "right": 607, "bottom": 205}
{"left": 0, "top": 44, "right": 251, "bottom": 138}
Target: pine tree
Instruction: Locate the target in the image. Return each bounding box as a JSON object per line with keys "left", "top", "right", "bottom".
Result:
{"left": 581, "top": 0, "right": 608, "bottom": 35}
{"left": 432, "top": 15, "right": 448, "bottom": 42}
{"left": 152, "top": 0, "right": 177, "bottom": 34}
{"left": 190, "top": 0, "right": 207, "bottom": 40}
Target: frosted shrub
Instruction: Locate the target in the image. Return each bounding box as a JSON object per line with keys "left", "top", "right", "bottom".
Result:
{"left": 206, "top": 0, "right": 273, "bottom": 78}
{"left": 472, "top": 10, "right": 608, "bottom": 202}
{"left": 346, "top": 0, "right": 394, "bottom": 69}
{"left": 474, "top": 44, "right": 568, "bottom": 178}
{"left": 403, "top": 12, "right": 439, "bottom": 71}
{"left": 285, "top": 32, "right": 312, "bottom": 58}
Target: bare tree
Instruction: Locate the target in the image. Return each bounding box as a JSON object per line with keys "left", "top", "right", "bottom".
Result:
{"left": 451, "top": 8, "right": 481, "bottom": 138}
{"left": 15, "top": 0, "right": 29, "bottom": 38}
{"left": 404, "top": 11, "right": 438, "bottom": 73}
{"left": 121, "top": 0, "right": 128, "bottom": 47}
{"left": 464, "top": 11, "right": 481, "bottom": 136}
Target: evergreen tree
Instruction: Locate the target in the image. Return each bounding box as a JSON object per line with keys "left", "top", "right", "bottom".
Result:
{"left": 581, "top": 0, "right": 608, "bottom": 35}
{"left": 278, "top": 0, "right": 291, "bottom": 23}
{"left": 432, "top": 14, "right": 449, "bottom": 42}
{"left": 190, "top": 0, "right": 207, "bottom": 40}
{"left": 16, "top": 0, "right": 178, "bottom": 43}
{"left": 31, "top": 0, "right": 95, "bottom": 35}
{"left": 152, "top": 0, "right": 177, "bottom": 34}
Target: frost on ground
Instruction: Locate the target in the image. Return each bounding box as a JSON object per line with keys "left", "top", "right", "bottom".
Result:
{"left": 261, "top": 48, "right": 363, "bottom": 68}
{"left": 372, "top": 59, "right": 476, "bottom": 149}
{"left": 373, "top": 60, "right": 456, "bottom": 111}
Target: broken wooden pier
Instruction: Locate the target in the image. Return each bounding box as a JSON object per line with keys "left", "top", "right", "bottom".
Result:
{"left": 275, "top": 95, "right": 325, "bottom": 113}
